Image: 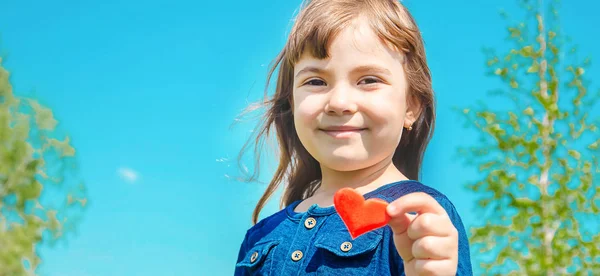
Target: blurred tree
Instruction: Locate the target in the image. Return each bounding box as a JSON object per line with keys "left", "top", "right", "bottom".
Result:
{"left": 0, "top": 55, "right": 87, "bottom": 275}
{"left": 458, "top": 0, "right": 600, "bottom": 275}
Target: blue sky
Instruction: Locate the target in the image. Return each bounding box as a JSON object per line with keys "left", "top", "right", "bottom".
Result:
{"left": 1, "top": 0, "right": 599, "bottom": 275}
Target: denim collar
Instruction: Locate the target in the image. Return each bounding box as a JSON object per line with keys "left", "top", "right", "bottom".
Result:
{"left": 284, "top": 179, "right": 417, "bottom": 221}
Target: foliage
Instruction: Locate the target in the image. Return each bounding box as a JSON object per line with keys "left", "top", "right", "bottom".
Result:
{"left": 459, "top": 0, "right": 600, "bottom": 275}
{"left": 0, "top": 56, "right": 87, "bottom": 275}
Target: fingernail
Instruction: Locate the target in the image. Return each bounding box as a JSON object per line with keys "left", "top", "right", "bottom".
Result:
{"left": 387, "top": 204, "right": 397, "bottom": 216}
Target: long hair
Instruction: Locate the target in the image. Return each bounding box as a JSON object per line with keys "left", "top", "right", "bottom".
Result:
{"left": 238, "top": 0, "right": 435, "bottom": 224}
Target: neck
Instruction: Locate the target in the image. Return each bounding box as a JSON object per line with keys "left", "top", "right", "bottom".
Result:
{"left": 316, "top": 155, "right": 409, "bottom": 197}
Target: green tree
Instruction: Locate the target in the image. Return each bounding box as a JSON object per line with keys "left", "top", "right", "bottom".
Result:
{"left": 459, "top": 0, "right": 600, "bottom": 275}
{"left": 0, "top": 56, "right": 87, "bottom": 275}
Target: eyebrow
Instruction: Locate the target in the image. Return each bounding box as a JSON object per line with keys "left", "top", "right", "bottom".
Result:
{"left": 294, "top": 65, "right": 393, "bottom": 78}
{"left": 352, "top": 65, "right": 393, "bottom": 76}
{"left": 295, "top": 66, "right": 324, "bottom": 78}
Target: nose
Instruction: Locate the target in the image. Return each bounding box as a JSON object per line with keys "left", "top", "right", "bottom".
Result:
{"left": 324, "top": 84, "right": 358, "bottom": 115}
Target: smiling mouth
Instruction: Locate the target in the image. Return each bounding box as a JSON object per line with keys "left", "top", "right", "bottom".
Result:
{"left": 319, "top": 128, "right": 367, "bottom": 138}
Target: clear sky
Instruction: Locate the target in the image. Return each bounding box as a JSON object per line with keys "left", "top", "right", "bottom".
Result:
{"left": 1, "top": 0, "right": 598, "bottom": 275}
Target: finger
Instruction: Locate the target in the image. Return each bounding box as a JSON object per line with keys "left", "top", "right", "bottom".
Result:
{"left": 407, "top": 213, "right": 456, "bottom": 240}
{"left": 386, "top": 192, "right": 447, "bottom": 217}
{"left": 414, "top": 259, "right": 457, "bottom": 276}
{"left": 388, "top": 213, "right": 416, "bottom": 261}
{"left": 412, "top": 236, "right": 456, "bottom": 260}
{"left": 387, "top": 209, "right": 415, "bottom": 234}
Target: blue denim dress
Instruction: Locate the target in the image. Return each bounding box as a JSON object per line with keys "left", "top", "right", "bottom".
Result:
{"left": 234, "top": 180, "right": 473, "bottom": 275}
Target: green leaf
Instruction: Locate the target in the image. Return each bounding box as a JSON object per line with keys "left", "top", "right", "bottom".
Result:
{"left": 509, "top": 27, "right": 522, "bottom": 38}
{"left": 589, "top": 139, "right": 600, "bottom": 150}
{"left": 48, "top": 137, "right": 76, "bottom": 157}
{"left": 520, "top": 45, "right": 535, "bottom": 57}
{"left": 28, "top": 99, "right": 57, "bottom": 131}
{"left": 527, "top": 61, "right": 540, "bottom": 73}
{"left": 487, "top": 57, "right": 499, "bottom": 66}
{"left": 495, "top": 68, "right": 508, "bottom": 76}
{"left": 479, "top": 161, "right": 497, "bottom": 171}
{"left": 568, "top": 150, "right": 581, "bottom": 160}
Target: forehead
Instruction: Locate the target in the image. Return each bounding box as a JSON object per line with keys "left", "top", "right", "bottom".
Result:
{"left": 294, "top": 19, "right": 405, "bottom": 71}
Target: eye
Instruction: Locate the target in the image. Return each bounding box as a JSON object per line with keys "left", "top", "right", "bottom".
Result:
{"left": 358, "top": 77, "right": 382, "bottom": 85}
{"left": 304, "top": 79, "right": 327, "bottom": 86}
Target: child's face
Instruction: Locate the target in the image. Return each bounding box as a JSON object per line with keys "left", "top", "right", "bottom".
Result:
{"left": 292, "top": 18, "right": 417, "bottom": 172}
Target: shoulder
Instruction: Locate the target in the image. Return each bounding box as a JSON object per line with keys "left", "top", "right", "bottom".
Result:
{"left": 370, "top": 180, "right": 460, "bottom": 219}
{"left": 371, "top": 180, "right": 450, "bottom": 203}
{"left": 242, "top": 204, "right": 293, "bottom": 245}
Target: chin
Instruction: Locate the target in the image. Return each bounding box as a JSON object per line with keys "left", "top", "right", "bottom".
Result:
{"left": 318, "top": 154, "right": 372, "bottom": 172}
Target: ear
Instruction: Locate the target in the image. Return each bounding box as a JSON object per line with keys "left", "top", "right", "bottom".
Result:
{"left": 404, "top": 95, "right": 421, "bottom": 129}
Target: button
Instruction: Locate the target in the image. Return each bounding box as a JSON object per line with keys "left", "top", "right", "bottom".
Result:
{"left": 291, "top": 250, "right": 303, "bottom": 261}
{"left": 304, "top": 217, "right": 316, "bottom": 229}
{"left": 340, "top": 241, "right": 352, "bottom": 252}
{"left": 250, "top": 252, "right": 259, "bottom": 263}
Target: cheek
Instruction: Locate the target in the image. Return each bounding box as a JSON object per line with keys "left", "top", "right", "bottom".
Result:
{"left": 367, "top": 89, "right": 407, "bottom": 124}
{"left": 293, "top": 92, "right": 322, "bottom": 126}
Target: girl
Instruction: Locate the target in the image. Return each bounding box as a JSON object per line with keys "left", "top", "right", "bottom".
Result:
{"left": 235, "top": 0, "right": 472, "bottom": 275}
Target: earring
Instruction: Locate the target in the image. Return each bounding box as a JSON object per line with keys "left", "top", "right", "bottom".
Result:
{"left": 408, "top": 125, "right": 413, "bottom": 131}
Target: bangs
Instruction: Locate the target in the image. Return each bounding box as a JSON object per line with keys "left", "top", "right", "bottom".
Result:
{"left": 284, "top": 0, "right": 417, "bottom": 65}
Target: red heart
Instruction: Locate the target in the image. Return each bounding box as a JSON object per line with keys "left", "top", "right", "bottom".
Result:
{"left": 333, "top": 187, "right": 391, "bottom": 239}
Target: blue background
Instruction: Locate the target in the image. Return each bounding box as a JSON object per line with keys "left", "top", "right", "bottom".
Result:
{"left": 1, "top": 0, "right": 598, "bottom": 275}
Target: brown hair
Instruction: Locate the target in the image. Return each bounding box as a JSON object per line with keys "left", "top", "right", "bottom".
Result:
{"left": 237, "top": 0, "right": 435, "bottom": 224}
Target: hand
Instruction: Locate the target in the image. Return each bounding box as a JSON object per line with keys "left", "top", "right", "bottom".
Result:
{"left": 386, "top": 192, "right": 458, "bottom": 276}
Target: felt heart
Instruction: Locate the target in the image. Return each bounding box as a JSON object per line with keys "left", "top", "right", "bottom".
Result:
{"left": 333, "top": 187, "right": 391, "bottom": 239}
